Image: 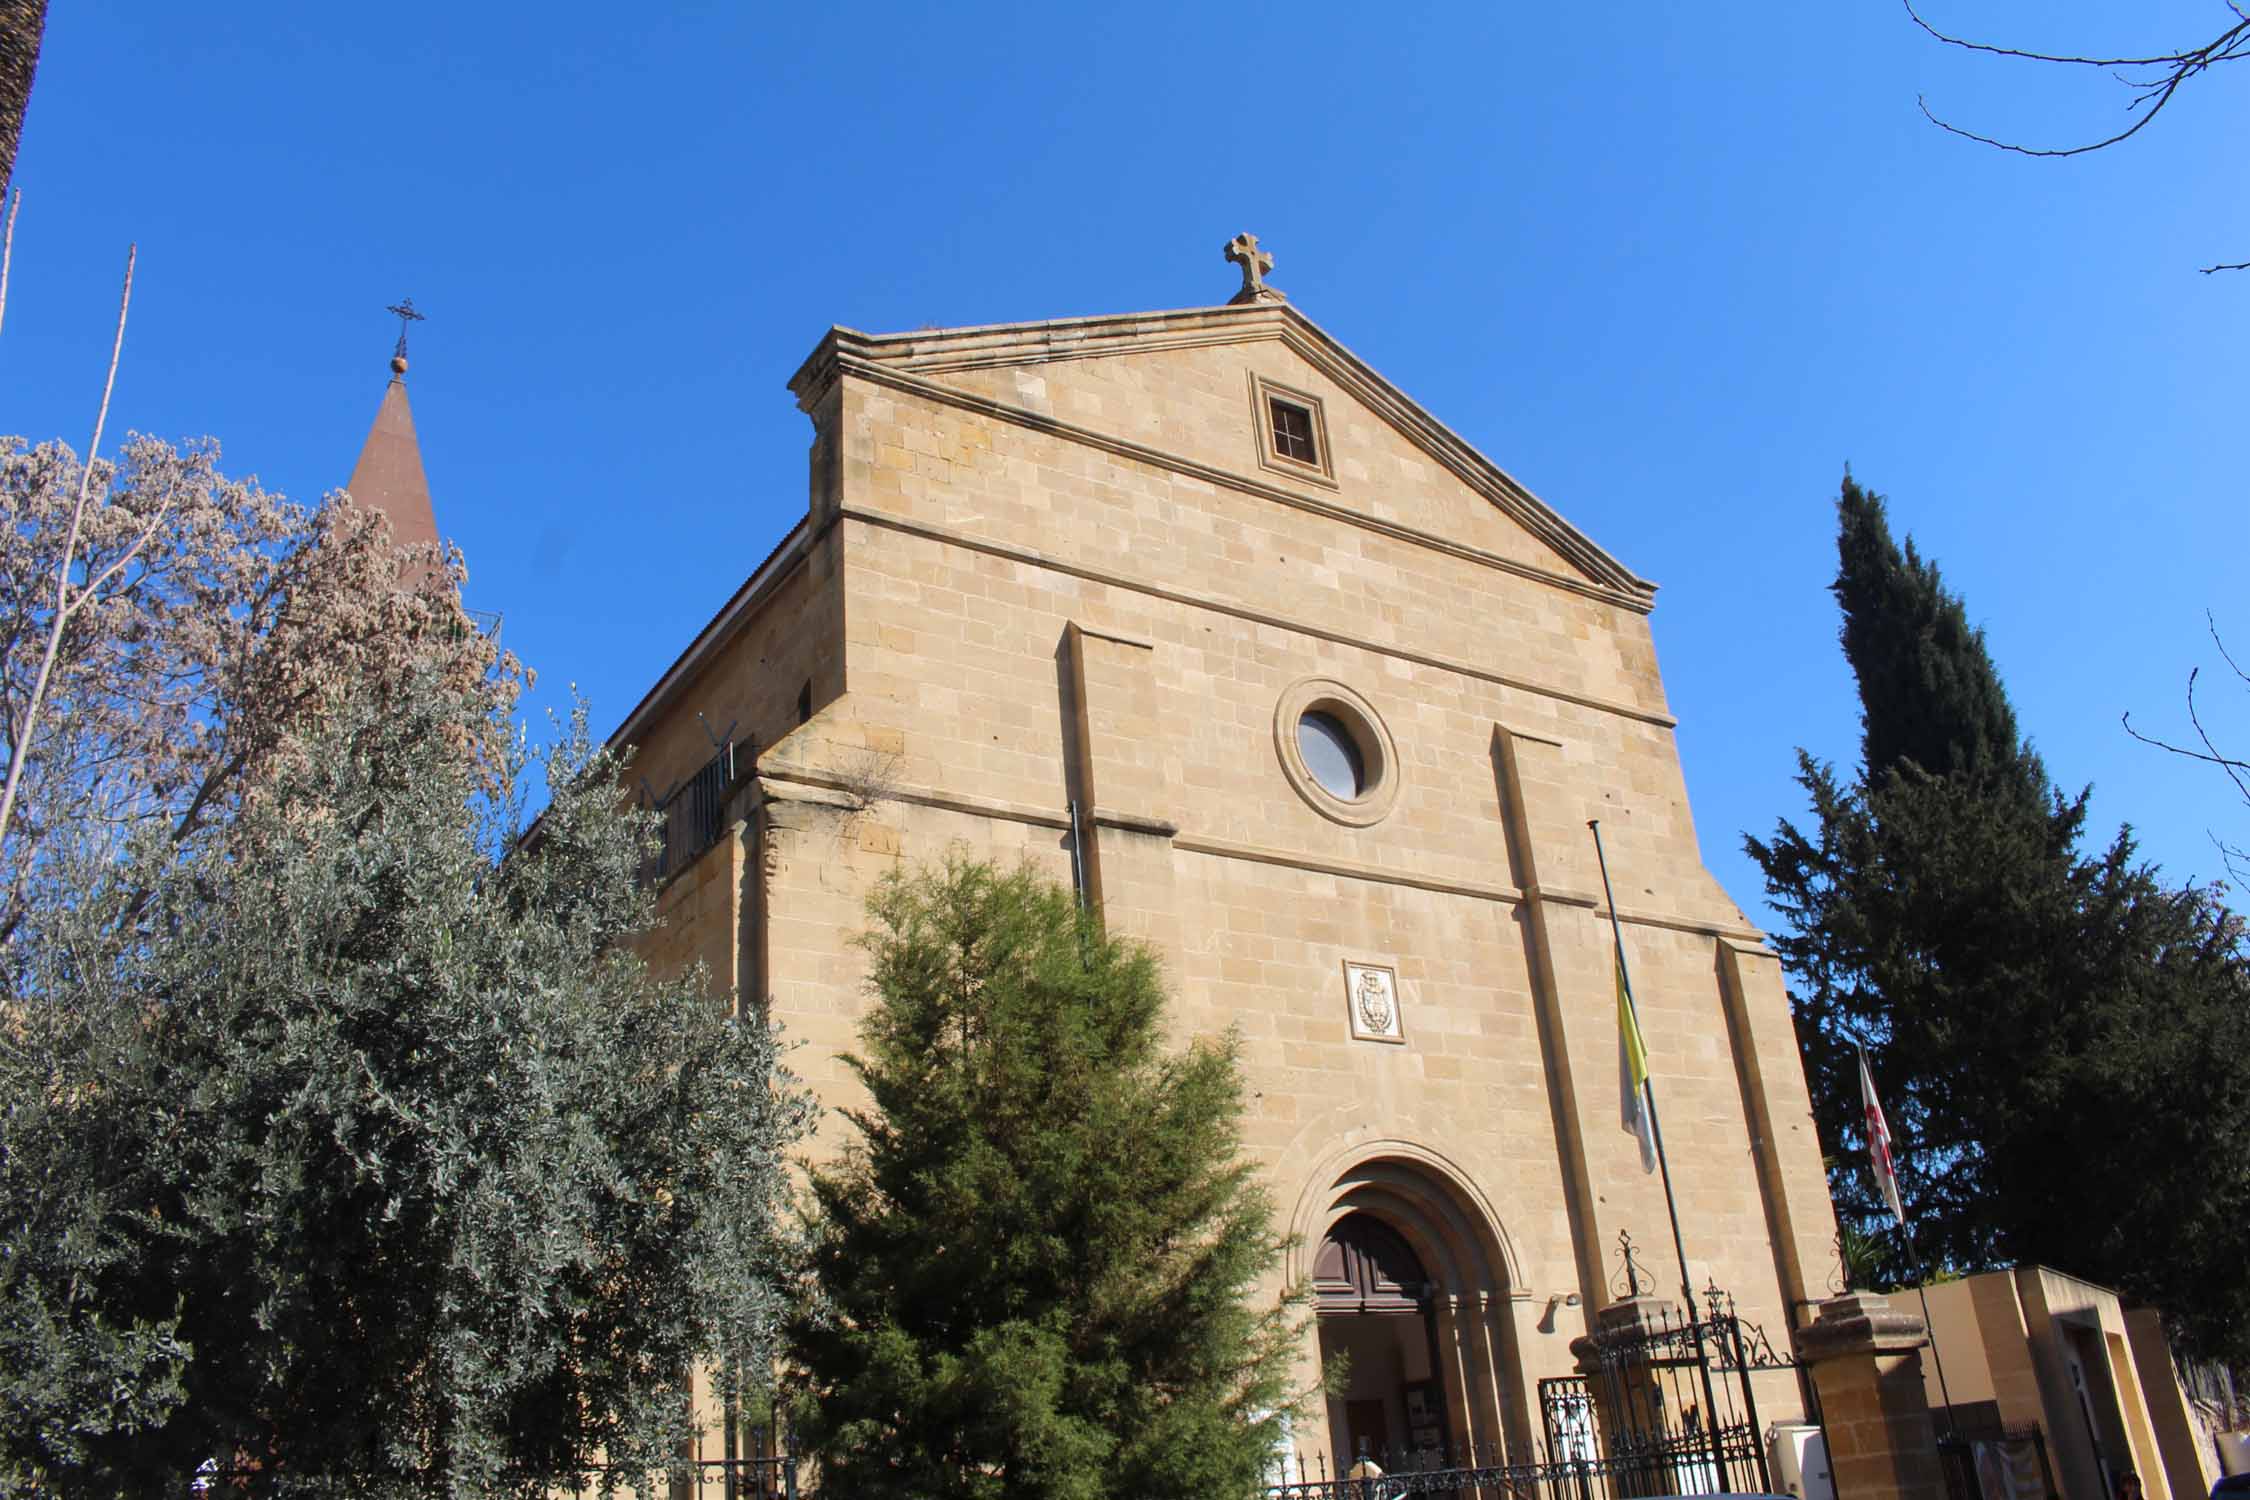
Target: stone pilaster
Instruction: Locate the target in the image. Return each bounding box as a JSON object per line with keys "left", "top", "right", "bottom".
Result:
{"left": 1061, "top": 623, "right": 1181, "bottom": 973}
{"left": 1438, "top": 1291, "right": 1520, "bottom": 1465}
{"left": 1794, "top": 1292, "right": 1946, "bottom": 1500}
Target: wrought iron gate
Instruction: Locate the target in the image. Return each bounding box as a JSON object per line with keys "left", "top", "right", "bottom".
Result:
{"left": 1538, "top": 1270, "right": 1812, "bottom": 1497}
{"left": 1267, "top": 1283, "right": 1812, "bottom": 1500}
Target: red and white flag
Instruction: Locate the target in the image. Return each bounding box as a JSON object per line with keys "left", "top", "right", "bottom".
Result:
{"left": 1858, "top": 1049, "right": 1906, "bottom": 1226}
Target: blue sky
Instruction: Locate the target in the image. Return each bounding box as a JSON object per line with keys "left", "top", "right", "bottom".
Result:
{"left": 5, "top": 2, "right": 2243, "bottom": 920}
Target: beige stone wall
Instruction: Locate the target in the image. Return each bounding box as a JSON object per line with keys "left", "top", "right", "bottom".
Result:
{"left": 2016, "top": 1268, "right": 2175, "bottom": 1500}
{"left": 1918, "top": 1278, "right": 2003, "bottom": 1409}
{"left": 618, "top": 524, "right": 846, "bottom": 1003}
{"left": 2124, "top": 1307, "right": 2228, "bottom": 1500}
{"left": 620, "top": 301, "right": 1842, "bottom": 1462}
{"left": 1923, "top": 1268, "right": 2197, "bottom": 1500}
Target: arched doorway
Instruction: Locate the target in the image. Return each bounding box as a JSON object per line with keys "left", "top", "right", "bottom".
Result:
{"left": 1301, "top": 1151, "right": 1529, "bottom": 1470}
{"left": 1317, "top": 1213, "right": 1448, "bottom": 1464}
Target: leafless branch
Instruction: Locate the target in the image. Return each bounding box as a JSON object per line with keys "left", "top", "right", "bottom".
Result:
{"left": 2209, "top": 611, "right": 2250, "bottom": 689}
{"left": 2123, "top": 670, "right": 2250, "bottom": 807}
{"left": 1905, "top": 1, "right": 2250, "bottom": 70}
{"left": 832, "top": 744, "right": 904, "bottom": 814}
{"left": 2124, "top": 616, "right": 2250, "bottom": 880}
{"left": 1913, "top": 82, "right": 2182, "bottom": 159}
{"left": 1905, "top": 2, "right": 2250, "bottom": 267}
{"left": 0, "top": 243, "right": 135, "bottom": 852}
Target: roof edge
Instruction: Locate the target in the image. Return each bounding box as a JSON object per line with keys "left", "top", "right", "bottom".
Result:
{"left": 605, "top": 515, "right": 815, "bottom": 756}
{"left": 785, "top": 301, "right": 1655, "bottom": 606}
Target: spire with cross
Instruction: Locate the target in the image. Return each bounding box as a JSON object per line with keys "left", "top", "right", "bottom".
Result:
{"left": 385, "top": 297, "right": 425, "bottom": 375}
{"left": 351, "top": 294, "right": 442, "bottom": 573}
{"left": 1223, "top": 232, "right": 1287, "bottom": 305}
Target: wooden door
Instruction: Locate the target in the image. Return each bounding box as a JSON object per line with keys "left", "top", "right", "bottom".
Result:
{"left": 1345, "top": 1398, "right": 1392, "bottom": 1464}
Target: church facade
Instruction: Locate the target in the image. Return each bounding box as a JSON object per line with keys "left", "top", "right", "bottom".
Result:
{"left": 611, "top": 252, "right": 1840, "bottom": 1467}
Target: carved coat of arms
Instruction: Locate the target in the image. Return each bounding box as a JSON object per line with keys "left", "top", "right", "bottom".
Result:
{"left": 1344, "top": 961, "right": 1404, "bottom": 1043}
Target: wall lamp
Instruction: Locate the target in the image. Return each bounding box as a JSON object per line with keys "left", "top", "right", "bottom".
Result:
{"left": 1537, "top": 1291, "right": 1583, "bottom": 1334}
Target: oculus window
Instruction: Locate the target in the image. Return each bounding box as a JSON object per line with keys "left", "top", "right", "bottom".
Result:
{"left": 1273, "top": 678, "right": 1399, "bottom": 827}
{"left": 1298, "top": 710, "right": 1366, "bottom": 800}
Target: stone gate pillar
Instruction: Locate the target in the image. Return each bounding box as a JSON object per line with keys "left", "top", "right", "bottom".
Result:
{"left": 1794, "top": 1292, "right": 1946, "bottom": 1500}
{"left": 1572, "top": 1296, "right": 1682, "bottom": 1495}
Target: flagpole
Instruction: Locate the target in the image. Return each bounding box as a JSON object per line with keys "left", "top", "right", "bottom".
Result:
{"left": 1590, "top": 819, "right": 1733, "bottom": 1492}
{"left": 1902, "top": 1223, "right": 1959, "bottom": 1439}
{"left": 1857, "top": 1044, "right": 1960, "bottom": 1438}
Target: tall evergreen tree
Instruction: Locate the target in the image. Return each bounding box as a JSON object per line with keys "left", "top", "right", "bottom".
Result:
{"left": 1831, "top": 476, "right": 2054, "bottom": 806}
{"left": 1748, "top": 476, "right": 2250, "bottom": 1363}
{"left": 1749, "top": 477, "right": 2081, "bottom": 1275}
{"left": 791, "top": 859, "right": 1303, "bottom": 1500}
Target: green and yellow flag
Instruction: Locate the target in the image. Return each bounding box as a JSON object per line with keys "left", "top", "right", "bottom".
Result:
{"left": 1617, "top": 956, "right": 1656, "bottom": 1173}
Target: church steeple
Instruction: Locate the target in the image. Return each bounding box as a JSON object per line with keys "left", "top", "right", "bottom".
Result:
{"left": 346, "top": 298, "right": 441, "bottom": 556}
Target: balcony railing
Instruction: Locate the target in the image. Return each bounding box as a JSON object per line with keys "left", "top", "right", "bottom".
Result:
{"left": 641, "top": 741, "right": 740, "bottom": 888}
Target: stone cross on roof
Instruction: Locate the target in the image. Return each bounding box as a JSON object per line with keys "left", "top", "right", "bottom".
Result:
{"left": 1224, "top": 232, "right": 1287, "bottom": 306}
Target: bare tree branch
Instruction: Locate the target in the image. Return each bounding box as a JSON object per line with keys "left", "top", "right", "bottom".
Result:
{"left": 0, "top": 243, "right": 133, "bottom": 851}
{"left": 2208, "top": 612, "right": 2250, "bottom": 689}
{"left": 1906, "top": 1, "right": 2250, "bottom": 70}
{"left": 2125, "top": 616, "right": 2250, "bottom": 885}
{"left": 1905, "top": 2, "right": 2250, "bottom": 268}
{"left": 2123, "top": 670, "right": 2250, "bottom": 805}
{"left": 1914, "top": 87, "right": 2181, "bottom": 158}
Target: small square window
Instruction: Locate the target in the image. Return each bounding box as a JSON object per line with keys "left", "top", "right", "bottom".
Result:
{"left": 1270, "top": 397, "right": 1319, "bottom": 465}
{"left": 1248, "top": 374, "right": 1336, "bottom": 487}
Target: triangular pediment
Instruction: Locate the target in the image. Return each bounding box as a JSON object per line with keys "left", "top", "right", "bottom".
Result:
{"left": 789, "top": 303, "right": 1655, "bottom": 611}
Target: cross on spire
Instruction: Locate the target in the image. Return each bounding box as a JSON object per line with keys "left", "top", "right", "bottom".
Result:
{"left": 385, "top": 297, "right": 425, "bottom": 373}
{"left": 1223, "top": 232, "right": 1286, "bottom": 305}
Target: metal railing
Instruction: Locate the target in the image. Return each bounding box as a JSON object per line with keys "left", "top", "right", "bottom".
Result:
{"left": 1266, "top": 1437, "right": 1752, "bottom": 1500}
{"left": 554, "top": 1454, "right": 796, "bottom": 1499}
{"left": 641, "top": 740, "right": 737, "bottom": 888}
{"left": 194, "top": 1453, "right": 794, "bottom": 1498}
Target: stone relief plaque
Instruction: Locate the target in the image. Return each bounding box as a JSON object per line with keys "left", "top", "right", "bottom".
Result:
{"left": 1343, "top": 961, "right": 1405, "bottom": 1044}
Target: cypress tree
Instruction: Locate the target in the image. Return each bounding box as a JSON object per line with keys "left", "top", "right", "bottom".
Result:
{"left": 1749, "top": 477, "right": 2081, "bottom": 1276}
{"left": 1833, "top": 476, "right": 2053, "bottom": 807}
{"left": 1748, "top": 477, "right": 2250, "bottom": 1364}
{"left": 791, "top": 859, "right": 1303, "bottom": 1500}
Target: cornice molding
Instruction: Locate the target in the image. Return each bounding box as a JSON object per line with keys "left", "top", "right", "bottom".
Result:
{"left": 747, "top": 763, "right": 1763, "bottom": 942}
{"left": 839, "top": 504, "right": 1679, "bottom": 730}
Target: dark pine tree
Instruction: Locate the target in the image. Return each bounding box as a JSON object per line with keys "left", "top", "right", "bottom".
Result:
{"left": 791, "top": 859, "right": 1303, "bottom": 1500}
{"left": 1748, "top": 476, "right": 2250, "bottom": 1365}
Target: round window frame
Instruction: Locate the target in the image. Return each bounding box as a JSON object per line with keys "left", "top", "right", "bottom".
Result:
{"left": 1273, "top": 677, "right": 1399, "bottom": 827}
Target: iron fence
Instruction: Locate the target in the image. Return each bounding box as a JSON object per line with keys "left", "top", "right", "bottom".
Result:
{"left": 554, "top": 1454, "right": 795, "bottom": 1499}
{"left": 1265, "top": 1435, "right": 1760, "bottom": 1500}
{"left": 193, "top": 1453, "right": 794, "bottom": 1499}
{"left": 1544, "top": 1276, "right": 1801, "bottom": 1495}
